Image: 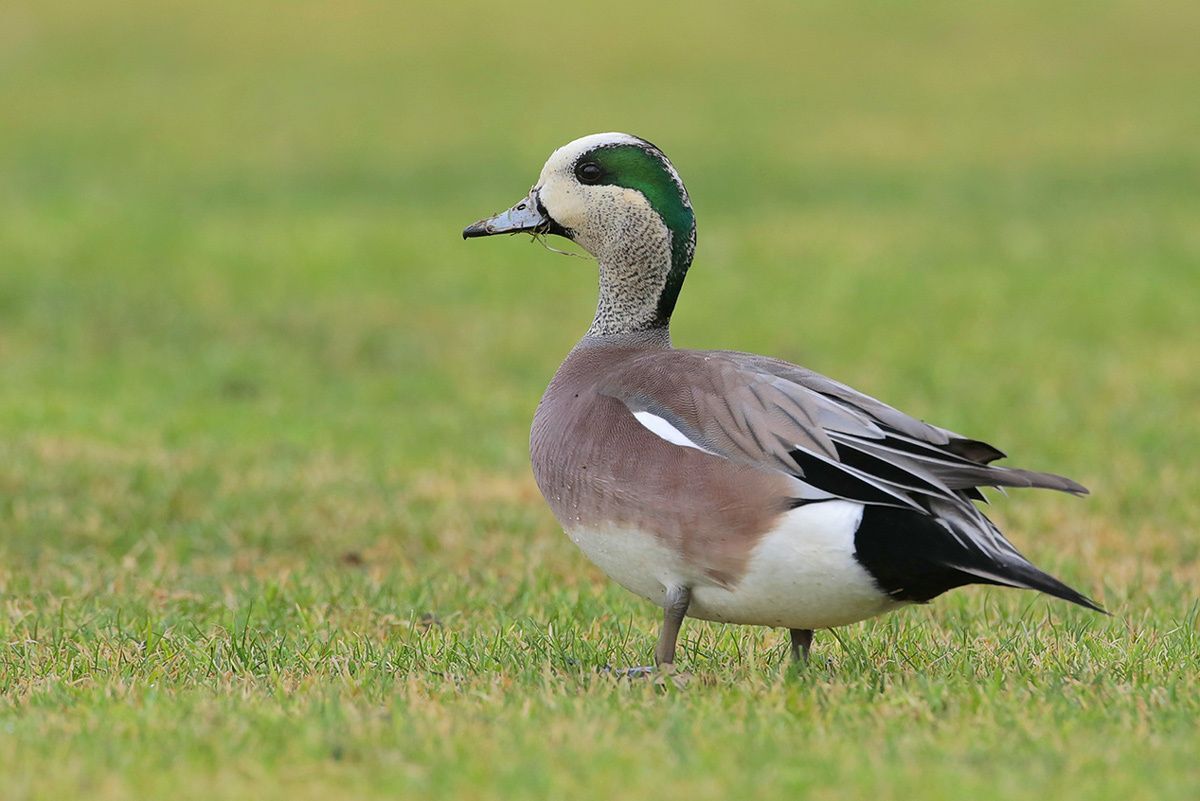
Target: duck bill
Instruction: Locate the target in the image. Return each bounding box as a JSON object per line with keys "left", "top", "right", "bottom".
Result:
{"left": 462, "top": 191, "right": 551, "bottom": 239}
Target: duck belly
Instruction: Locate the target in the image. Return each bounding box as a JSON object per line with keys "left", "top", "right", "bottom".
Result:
{"left": 564, "top": 501, "right": 900, "bottom": 630}
{"left": 562, "top": 524, "right": 692, "bottom": 609}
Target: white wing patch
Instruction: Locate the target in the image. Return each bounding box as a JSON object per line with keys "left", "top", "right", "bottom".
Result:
{"left": 632, "top": 411, "right": 716, "bottom": 454}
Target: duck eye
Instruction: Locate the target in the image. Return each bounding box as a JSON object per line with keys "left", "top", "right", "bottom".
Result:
{"left": 576, "top": 162, "right": 603, "bottom": 184}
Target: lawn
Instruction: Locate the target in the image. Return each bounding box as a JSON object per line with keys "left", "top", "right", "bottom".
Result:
{"left": 1, "top": 1, "right": 1198, "bottom": 798}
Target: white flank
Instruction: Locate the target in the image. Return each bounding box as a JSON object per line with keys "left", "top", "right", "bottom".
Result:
{"left": 565, "top": 501, "right": 901, "bottom": 631}
{"left": 690, "top": 502, "right": 899, "bottom": 629}
{"left": 632, "top": 411, "right": 715, "bottom": 454}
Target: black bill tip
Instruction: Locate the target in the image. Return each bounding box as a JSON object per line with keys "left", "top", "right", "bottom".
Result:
{"left": 462, "top": 220, "right": 492, "bottom": 240}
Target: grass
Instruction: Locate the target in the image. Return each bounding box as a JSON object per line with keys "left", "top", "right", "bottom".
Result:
{"left": 2, "top": 0, "right": 1199, "bottom": 798}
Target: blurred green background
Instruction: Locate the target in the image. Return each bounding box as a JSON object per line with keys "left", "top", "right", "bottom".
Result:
{"left": 1, "top": 1, "right": 1198, "bottom": 799}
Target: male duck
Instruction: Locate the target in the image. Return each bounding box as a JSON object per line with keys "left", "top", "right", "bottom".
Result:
{"left": 464, "top": 132, "right": 1102, "bottom": 669}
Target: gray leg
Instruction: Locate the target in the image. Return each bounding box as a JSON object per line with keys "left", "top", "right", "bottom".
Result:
{"left": 789, "top": 628, "right": 814, "bottom": 664}
{"left": 655, "top": 586, "right": 692, "bottom": 667}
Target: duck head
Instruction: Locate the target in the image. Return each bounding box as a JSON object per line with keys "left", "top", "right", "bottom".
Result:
{"left": 464, "top": 133, "right": 696, "bottom": 337}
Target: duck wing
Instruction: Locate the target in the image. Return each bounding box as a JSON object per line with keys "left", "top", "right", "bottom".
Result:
{"left": 596, "top": 348, "right": 1088, "bottom": 514}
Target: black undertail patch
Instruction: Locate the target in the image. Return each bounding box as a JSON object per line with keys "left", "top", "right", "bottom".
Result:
{"left": 851, "top": 505, "right": 1105, "bottom": 612}
{"left": 852, "top": 505, "right": 990, "bottom": 603}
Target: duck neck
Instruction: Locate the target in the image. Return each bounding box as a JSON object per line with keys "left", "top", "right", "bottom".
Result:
{"left": 584, "top": 222, "right": 695, "bottom": 341}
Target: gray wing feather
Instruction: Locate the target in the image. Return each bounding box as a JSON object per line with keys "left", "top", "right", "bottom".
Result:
{"left": 599, "top": 349, "right": 1087, "bottom": 513}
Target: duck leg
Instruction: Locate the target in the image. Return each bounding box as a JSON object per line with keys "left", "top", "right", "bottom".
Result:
{"left": 602, "top": 586, "right": 691, "bottom": 677}
{"left": 654, "top": 585, "right": 692, "bottom": 667}
{"left": 789, "top": 628, "right": 814, "bottom": 664}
